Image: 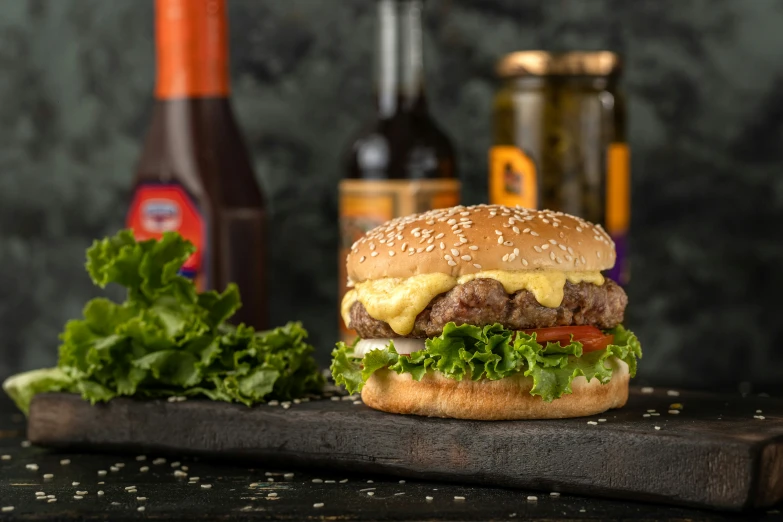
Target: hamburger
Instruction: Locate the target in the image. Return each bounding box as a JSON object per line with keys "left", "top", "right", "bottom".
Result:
{"left": 331, "top": 204, "right": 641, "bottom": 420}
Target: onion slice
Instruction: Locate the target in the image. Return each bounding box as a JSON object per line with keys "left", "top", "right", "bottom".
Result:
{"left": 353, "top": 338, "right": 426, "bottom": 357}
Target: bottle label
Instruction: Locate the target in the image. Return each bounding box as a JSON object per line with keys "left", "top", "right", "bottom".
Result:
{"left": 489, "top": 146, "right": 538, "bottom": 209}
{"left": 155, "top": 0, "right": 230, "bottom": 98}
{"left": 605, "top": 143, "right": 630, "bottom": 285}
{"left": 338, "top": 179, "right": 460, "bottom": 341}
{"left": 126, "top": 184, "right": 208, "bottom": 291}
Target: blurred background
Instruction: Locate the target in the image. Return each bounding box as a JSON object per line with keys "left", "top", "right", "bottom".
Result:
{"left": 0, "top": 0, "right": 781, "bottom": 392}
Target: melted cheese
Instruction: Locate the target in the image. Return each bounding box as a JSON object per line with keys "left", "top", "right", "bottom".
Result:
{"left": 341, "top": 270, "right": 604, "bottom": 336}
{"left": 457, "top": 270, "right": 604, "bottom": 308}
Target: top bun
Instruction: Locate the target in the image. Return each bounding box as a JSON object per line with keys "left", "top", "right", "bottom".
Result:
{"left": 346, "top": 205, "right": 616, "bottom": 283}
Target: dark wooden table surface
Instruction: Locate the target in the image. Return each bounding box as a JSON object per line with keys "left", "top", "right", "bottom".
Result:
{"left": 1, "top": 395, "right": 781, "bottom": 521}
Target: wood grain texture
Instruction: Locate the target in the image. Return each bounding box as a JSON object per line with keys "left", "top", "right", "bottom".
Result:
{"left": 26, "top": 388, "right": 783, "bottom": 511}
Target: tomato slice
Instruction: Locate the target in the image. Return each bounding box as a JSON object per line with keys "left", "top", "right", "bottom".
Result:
{"left": 523, "top": 326, "right": 614, "bottom": 352}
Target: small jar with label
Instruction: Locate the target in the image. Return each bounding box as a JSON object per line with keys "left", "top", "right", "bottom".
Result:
{"left": 490, "top": 51, "right": 630, "bottom": 284}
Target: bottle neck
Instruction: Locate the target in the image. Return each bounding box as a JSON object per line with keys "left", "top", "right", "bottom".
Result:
{"left": 155, "top": 0, "right": 230, "bottom": 99}
{"left": 376, "top": 0, "right": 427, "bottom": 117}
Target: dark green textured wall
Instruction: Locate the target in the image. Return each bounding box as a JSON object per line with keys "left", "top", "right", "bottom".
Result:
{"left": 1, "top": 0, "right": 781, "bottom": 391}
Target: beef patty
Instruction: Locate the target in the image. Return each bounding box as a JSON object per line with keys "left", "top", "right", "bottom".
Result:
{"left": 349, "top": 278, "right": 627, "bottom": 338}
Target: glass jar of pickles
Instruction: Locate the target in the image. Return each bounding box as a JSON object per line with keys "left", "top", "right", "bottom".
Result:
{"left": 490, "top": 51, "right": 629, "bottom": 284}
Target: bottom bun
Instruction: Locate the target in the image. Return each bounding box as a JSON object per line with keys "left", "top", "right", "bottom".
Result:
{"left": 361, "top": 357, "right": 629, "bottom": 420}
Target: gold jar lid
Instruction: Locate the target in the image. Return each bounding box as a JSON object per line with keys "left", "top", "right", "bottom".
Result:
{"left": 496, "top": 51, "right": 620, "bottom": 77}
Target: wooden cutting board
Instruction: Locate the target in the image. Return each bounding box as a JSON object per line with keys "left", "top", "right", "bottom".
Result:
{"left": 26, "top": 387, "right": 783, "bottom": 512}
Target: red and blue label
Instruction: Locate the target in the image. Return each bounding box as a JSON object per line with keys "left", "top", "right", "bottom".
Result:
{"left": 126, "top": 184, "right": 208, "bottom": 291}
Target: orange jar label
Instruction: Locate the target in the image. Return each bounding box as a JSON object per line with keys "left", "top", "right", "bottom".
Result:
{"left": 605, "top": 143, "right": 630, "bottom": 284}
{"left": 126, "top": 184, "right": 208, "bottom": 291}
{"left": 338, "top": 179, "right": 460, "bottom": 341}
{"left": 488, "top": 146, "right": 538, "bottom": 209}
{"left": 155, "top": 0, "right": 230, "bottom": 98}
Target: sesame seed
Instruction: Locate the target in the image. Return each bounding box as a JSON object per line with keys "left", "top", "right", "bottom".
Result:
{"left": 596, "top": 251, "right": 602, "bottom": 258}
{"left": 502, "top": 254, "right": 509, "bottom": 262}
{"left": 370, "top": 251, "right": 378, "bottom": 257}
{"left": 522, "top": 258, "right": 529, "bottom": 266}
{"left": 460, "top": 237, "right": 468, "bottom": 243}
{"left": 426, "top": 496, "right": 434, "bottom": 501}
{"left": 451, "top": 249, "right": 459, "bottom": 256}
{"left": 0, "top": 455, "right": 9, "bottom": 461}
{"left": 454, "top": 496, "right": 466, "bottom": 501}
{"left": 523, "top": 228, "right": 530, "bottom": 233}
{"left": 435, "top": 233, "right": 444, "bottom": 239}
{"left": 757, "top": 409, "right": 763, "bottom": 413}
{"left": 60, "top": 459, "right": 70, "bottom": 465}
{"left": 369, "top": 243, "right": 375, "bottom": 250}
{"left": 512, "top": 226, "right": 520, "bottom": 234}
{"left": 425, "top": 245, "right": 435, "bottom": 252}
{"left": 643, "top": 414, "right": 651, "bottom": 418}
{"left": 138, "top": 507, "right": 145, "bottom": 512}
{"left": 469, "top": 245, "right": 478, "bottom": 250}
{"left": 1, "top": 507, "right": 14, "bottom": 512}
{"left": 201, "top": 484, "right": 212, "bottom": 489}
{"left": 98, "top": 470, "right": 107, "bottom": 476}
{"left": 448, "top": 261, "right": 457, "bottom": 266}
{"left": 508, "top": 254, "right": 516, "bottom": 262}
{"left": 439, "top": 242, "right": 445, "bottom": 250}
{"left": 137, "top": 496, "right": 147, "bottom": 501}
{"left": 549, "top": 239, "right": 557, "bottom": 244}
{"left": 668, "top": 410, "right": 680, "bottom": 414}
{"left": 654, "top": 426, "right": 661, "bottom": 430}
{"left": 497, "top": 236, "right": 504, "bottom": 244}
{"left": 47, "top": 499, "right": 56, "bottom": 504}
{"left": 98, "top": 491, "right": 104, "bottom": 496}
{"left": 140, "top": 466, "right": 149, "bottom": 472}
{"left": 641, "top": 387, "right": 654, "bottom": 393}
{"left": 473, "top": 264, "right": 482, "bottom": 269}
{"left": 72, "top": 482, "right": 80, "bottom": 486}
{"left": 587, "top": 421, "right": 598, "bottom": 425}
{"left": 359, "top": 256, "right": 365, "bottom": 263}
{"left": 35, "top": 492, "right": 45, "bottom": 497}
{"left": 527, "top": 495, "right": 538, "bottom": 501}
{"left": 21, "top": 441, "right": 31, "bottom": 448}
{"left": 388, "top": 250, "right": 395, "bottom": 257}
{"left": 461, "top": 255, "right": 471, "bottom": 261}
{"left": 43, "top": 473, "right": 53, "bottom": 479}
{"left": 580, "top": 255, "right": 586, "bottom": 264}
{"left": 755, "top": 415, "right": 766, "bottom": 420}
{"left": 541, "top": 244, "right": 549, "bottom": 250}
{"left": 495, "top": 230, "right": 502, "bottom": 235}
{"left": 558, "top": 244, "right": 567, "bottom": 251}
{"left": 76, "top": 491, "right": 88, "bottom": 495}
{"left": 530, "top": 231, "right": 539, "bottom": 236}
{"left": 312, "top": 479, "right": 323, "bottom": 483}
{"left": 25, "top": 464, "right": 38, "bottom": 471}
{"left": 367, "top": 491, "right": 375, "bottom": 496}
{"left": 549, "top": 252, "right": 556, "bottom": 260}
{"left": 74, "top": 495, "right": 83, "bottom": 500}
{"left": 598, "top": 418, "right": 607, "bottom": 422}
{"left": 533, "top": 246, "right": 542, "bottom": 253}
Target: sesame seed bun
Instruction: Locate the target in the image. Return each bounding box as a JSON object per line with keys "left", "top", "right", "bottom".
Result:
{"left": 347, "top": 205, "right": 616, "bottom": 283}
{"left": 361, "top": 358, "right": 630, "bottom": 420}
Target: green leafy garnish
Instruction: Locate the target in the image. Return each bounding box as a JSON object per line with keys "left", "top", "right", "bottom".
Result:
{"left": 330, "top": 323, "right": 641, "bottom": 403}
{"left": 3, "top": 230, "right": 323, "bottom": 414}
